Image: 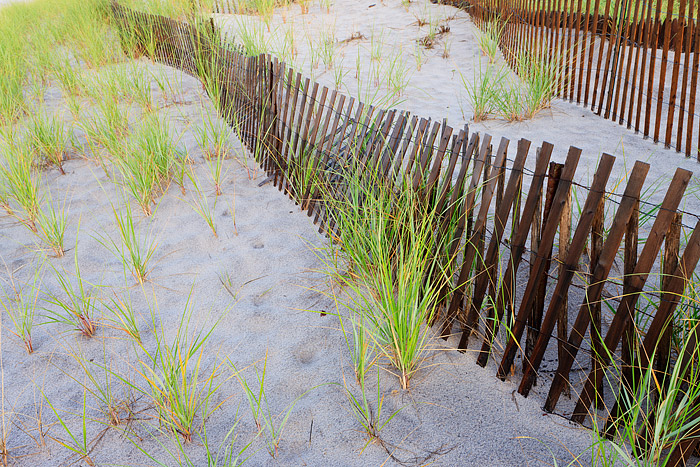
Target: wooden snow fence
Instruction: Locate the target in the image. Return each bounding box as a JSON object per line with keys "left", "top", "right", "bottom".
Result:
{"left": 110, "top": 2, "right": 700, "bottom": 462}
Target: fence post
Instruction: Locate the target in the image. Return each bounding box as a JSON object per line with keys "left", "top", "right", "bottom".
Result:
{"left": 590, "top": 194, "right": 605, "bottom": 408}
{"left": 557, "top": 177, "right": 572, "bottom": 395}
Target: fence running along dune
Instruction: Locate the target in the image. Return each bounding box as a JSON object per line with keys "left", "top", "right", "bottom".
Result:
{"left": 111, "top": 2, "right": 700, "bottom": 462}
{"left": 437, "top": 0, "right": 700, "bottom": 160}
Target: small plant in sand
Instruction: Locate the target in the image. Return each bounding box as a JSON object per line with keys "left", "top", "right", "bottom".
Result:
{"left": 127, "top": 414, "right": 254, "bottom": 467}
{"left": 339, "top": 310, "right": 375, "bottom": 384}
{"left": 319, "top": 25, "right": 337, "bottom": 69}
{"left": 206, "top": 150, "right": 228, "bottom": 197}
{"left": 320, "top": 304, "right": 407, "bottom": 450}
{"left": 194, "top": 112, "right": 231, "bottom": 196}
{"left": 218, "top": 271, "right": 239, "bottom": 299}
{"left": 36, "top": 188, "right": 69, "bottom": 257}
{"left": 343, "top": 368, "right": 406, "bottom": 451}
{"left": 369, "top": 29, "right": 384, "bottom": 62}
{"left": 65, "top": 93, "right": 82, "bottom": 121}
{"left": 384, "top": 50, "right": 412, "bottom": 97}
{"left": 44, "top": 390, "right": 96, "bottom": 466}
{"left": 99, "top": 201, "right": 158, "bottom": 284}
{"left": 0, "top": 167, "right": 13, "bottom": 216}
{"left": 136, "top": 294, "right": 225, "bottom": 442}
{"left": 231, "top": 352, "right": 319, "bottom": 458}
{"left": 118, "top": 114, "right": 178, "bottom": 216}
{"left": 494, "top": 83, "right": 525, "bottom": 122}
{"left": 298, "top": 0, "right": 310, "bottom": 14}
{"left": 97, "top": 63, "right": 154, "bottom": 113}
{"left": 278, "top": 25, "right": 297, "bottom": 63}
{"left": 61, "top": 346, "right": 138, "bottom": 428}
{"left": 307, "top": 35, "right": 321, "bottom": 71}
{"left": 173, "top": 152, "right": 191, "bottom": 195}
{"left": 417, "top": 19, "right": 450, "bottom": 50}
{"left": 0, "top": 264, "right": 42, "bottom": 353}
{"left": 413, "top": 43, "right": 425, "bottom": 71}
{"left": 185, "top": 172, "right": 218, "bottom": 237}
{"left": 413, "top": 4, "right": 430, "bottom": 27}
{"left": 150, "top": 69, "right": 185, "bottom": 108}
{"left": 44, "top": 251, "right": 99, "bottom": 338}
{"left": 194, "top": 112, "right": 230, "bottom": 161}
{"left": 332, "top": 58, "right": 348, "bottom": 90}
{"left": 125, "top": 64, "right": 155, "bottom": 112}
{"left": 442, "top": 35, "right": 452, "bottom": 59}
{"left": 286, "top": 144, "right": 320, "bottom": 203}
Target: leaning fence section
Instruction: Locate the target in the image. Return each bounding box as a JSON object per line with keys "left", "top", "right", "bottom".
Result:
{"left": 441, "top": 0, "right": 700, "bottom": 160}
{"left": 110, "top": 2, "right": 700, "bottom": 463}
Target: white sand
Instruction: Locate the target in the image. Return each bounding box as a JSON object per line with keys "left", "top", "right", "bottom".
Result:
{"left": 3, "top": 0, "right": 697, "bottom": 465}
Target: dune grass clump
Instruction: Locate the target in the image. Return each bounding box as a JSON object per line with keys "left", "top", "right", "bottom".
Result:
{"left": 104, "top": 287, "right": 141, "bottom": 343}
{"left": 324, "top": 167, "right": 451, "bottom": 389}
{"left": 99, "top": 201, "right": 158, "bottom": 284}
{"left": 36, "top": 189, "right": 69, "bottom": 257}
{"left": 475, "top": 17, "right": 506, "bottom": 63}
{"left": 127, "top": 65, "right": 155, "bottom": 112}
{"left": 28, "top": 112, "right": 70, "bottom": 174}
{"left": 1, "top": 142, "right": 41, "bottom": 232}
{"left": 60, "top": 346, "right": 138, "bottom": 428}
{"left": 44, "top": 390, "right": 96, "bottom": 467}
{"left": 460, "top": 63, "right": 503, "bottom": 122}
{"left": 96, "top": 64, "right": 154, "bottom": 112}
{"left": 516, "top": 50, "right": 561, "bottom": 119}
{"left": 82, "top": 97, "right": 130, "bottom": 161}
{"left": 53, "top": 57, "right": 86, "bottom": 98}
{"left": 44, "top": 251, "right": 99, "bottom": 338}
{"left": 462, "top": 53, "right": 560, "bottom": 122}
{"left": 0, "top": 18, "right": 27, "bottom": 125}
{"left": 194, "top": 113, "right": 230, "bottom": 162}
{"left": 135, "top": 296, "right": 225, "bottom": 442}
{"left": 587, "top": 323, "right": 700, "bottom": 465}
{"left": 118, "top": 114, "right": 178, "bottom": 215}
{"left": 0, "top": 264, "right": 42, "bottom": 354}
{"left": 185, "top": 171, "right": 218, "bottom": 237}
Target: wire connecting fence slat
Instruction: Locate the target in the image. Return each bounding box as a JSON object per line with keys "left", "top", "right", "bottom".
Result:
{"left": 110, "top": 3, "right": 700, "bottom": 459}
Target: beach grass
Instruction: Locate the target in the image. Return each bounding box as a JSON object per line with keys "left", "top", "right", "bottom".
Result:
{"left": 44, "top": 250, "right": 99, "bottom": 338}
{"left": 135, "top": 293, "right": 225, "bottom": 442}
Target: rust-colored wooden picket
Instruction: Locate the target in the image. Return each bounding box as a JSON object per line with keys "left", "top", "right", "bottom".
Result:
{"left": 110, "top": 3, "right": 700, "bottom": 462}
{"left": 442, "top": 0, "right": 700, "bottom": 160}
